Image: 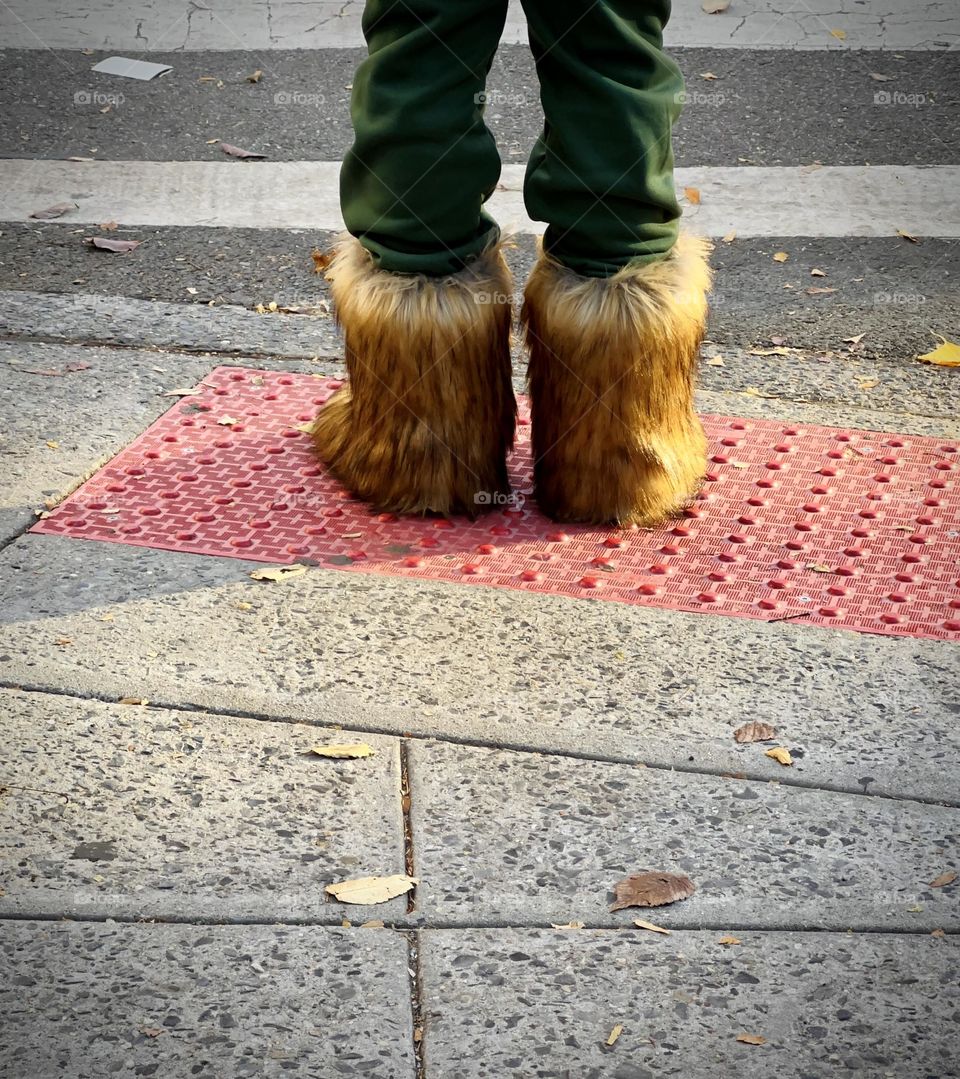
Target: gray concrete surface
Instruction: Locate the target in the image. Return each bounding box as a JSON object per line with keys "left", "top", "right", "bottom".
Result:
{"left": 0, "top": 921, "right": 416, "bottom": 1079}
{"left": 0, "top": 688, "right": 407, "bottom": 922}
{"left": 2, "top": 47, "right": 957, "bottom": 166}
{"left": 1, "top": 533, "right": 958, "bottom": 805}
{"left": 407, "top": 741, "right": 960, "bottom": 930}
{"left": 420, "top": 929, "right": 960, "bottom": 1078}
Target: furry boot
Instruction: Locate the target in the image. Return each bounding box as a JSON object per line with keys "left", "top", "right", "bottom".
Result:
{"left": 313, "top": 237, "right": 517, "bottom": 516}
{"left": 521, "top": 234, "right": 712, "bottom": 527}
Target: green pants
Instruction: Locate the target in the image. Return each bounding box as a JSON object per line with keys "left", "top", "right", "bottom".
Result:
{"left": 341, "top": 0, "right": 684, "bottom": 278}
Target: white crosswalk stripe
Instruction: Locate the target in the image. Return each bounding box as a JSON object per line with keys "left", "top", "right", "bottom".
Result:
{"left": 1, "top": 0, "right": 957, "bottom": 50}
{"left": 3, "top": 160, "right": 958, "bottom": 238}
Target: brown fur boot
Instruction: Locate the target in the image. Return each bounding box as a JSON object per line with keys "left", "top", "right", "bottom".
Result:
{"left": 313, "top": 236, "right": 517, "bottom": 516}
{"left": 521, "top": 234, "right": 712, "bottom": 526}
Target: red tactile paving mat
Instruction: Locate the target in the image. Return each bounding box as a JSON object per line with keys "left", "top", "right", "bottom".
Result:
{"left": 33, "top": 366, "right": 960, "bottom": 641}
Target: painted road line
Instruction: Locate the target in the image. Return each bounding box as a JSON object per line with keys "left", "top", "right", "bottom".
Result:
{"left": 3, "top": 161, "right": 958, "bottom": 238}
{"left": 0, "top": 0, "right": 956, "bottom": 51}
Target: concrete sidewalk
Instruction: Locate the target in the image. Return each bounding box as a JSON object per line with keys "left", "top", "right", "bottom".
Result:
{"left": 1, "top": 322, "right": 958, "bottom": 1078}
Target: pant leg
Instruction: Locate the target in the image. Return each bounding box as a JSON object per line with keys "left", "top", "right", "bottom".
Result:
{"left": 340, "top": 0, "right": 509, "bottom": 276}
{"left": 520, "top": 0, "right": 683, "bottom": 277}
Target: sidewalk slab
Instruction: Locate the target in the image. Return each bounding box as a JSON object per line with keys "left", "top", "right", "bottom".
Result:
{"left": 407, "top": 741, "right": 959, "bottom": 930}
{"left": 0, "top": 921, "right": 415, "bottom": 1079}
{"left": 0, "top": 688, "right": 406, "bottom": 921}
{"left": 0, "top": 534, "right": 957, "bottom": 805}
{"left": 419, "top": 928, "right": 959, "bottom": 1078}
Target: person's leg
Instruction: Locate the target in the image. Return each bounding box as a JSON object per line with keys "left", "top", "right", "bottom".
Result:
{"left": 314, "top": 0, "right": 516, "bottom": 516}
{"left": 519, "top": 0, "right": 712, "bottom": 526}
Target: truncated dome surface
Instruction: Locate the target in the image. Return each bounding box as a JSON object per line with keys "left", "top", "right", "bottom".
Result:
{"left": 32, "top": 366, "right": 960, "bottom": 641}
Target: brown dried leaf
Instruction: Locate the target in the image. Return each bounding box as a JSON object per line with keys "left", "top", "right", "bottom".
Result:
{"left": 806, "top": 287, "right": 837, "bottom": 295}
{"left": 897, "top": 228, "right": 920, "bottom": 244}
{"left": 737, "top": 1033, "right": 767, "bottom": 1046}
{"left": 550, "top": 921, "right": 585, "bottom": 930}
{"left": 312, "top": 247, "right": 333, "bottom": 274}
{"left": 684, "top": 186, "right": 702, "bottom": 205}
{"left": 633, "top": 918, "right": 671, "bottom": 935}
{"left": 764, "top": 746, "right": 793, "bottom": 766}
{"left": 610, "top": 871, "right": 695, "bottom": 911}
{"left": 85, "top": 236, "right": 143, "bottom": 253}
{"left": 30, "top": 202, "right": 77, "bottom": 220}
{"left": 722, "top": 230, "right": 737, "bottom": 243}
{"left": 325, "top": 874, "right": 417, "bottom": 905}
{"left": 929, "top": 870, "right": 957, "bottom": 889}
{"left": 733, "top": 721, "right": 777, "bottom": 744}
{"left": 718, "top": 935, "right": 742, "bottom": 946}
{"left": 248, "top": 563, "right": 309, "bottom": 583}
{"left": 360, "top": 919, "right": 385, "bottom": 928}
{"left": 140, "top": 1027, "right": 165, "bottom": 1038}
{"left": 220, "top": 142, "right": 267, "bottom": 159}
{"left": 119, "top": 696, "right": 149, "bottom": 706}
{"left": 310, "top": 742, "right": 375, "bottom": 759}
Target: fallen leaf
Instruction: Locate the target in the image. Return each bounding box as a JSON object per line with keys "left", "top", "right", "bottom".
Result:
{"left": 806, "top": 287, "right": 837, "bottom": 295}
{"left": 764, "top": 747, "right": 793, "bottom": 766}
{"left": 858, "top": 378, "right": 879, "bottom": 389}
{"left": 220, "top": 142, "right": 267, "bottom": 160}
{"left": 806, "top": 563, "right": 832, "bottom": 573}
{"left": 633, "top": 918, "right": 671, "bottom": 935}
{"left": 296, "top": 420, "right": 317, "bottom": 435}
{"left": 360, "top": 919, "right": 385, "bottom": 928}
{"left": 733, "top": 721, "right": 777, "bottom": 744}
{"left": 700, "top": 72, "right": 720, "bottom": 80}
{"left": 140, "top": 1027, "right": 165, "bottom": 1038}
{"left": 748, "top": 347, "right": 792, "bottom": 357}
{"left": 310, "top": 743, "right": 376, "bottom": 759}
{"left": 706, "top": 355, "right": 725, "bottom": 367}
{"left": 325, "top": 874, "right": 417, "bottom": 905}
{"left": 119, "top": 696, "right": 149, "bottom": 706}
{"left": 718, "top": 935, "right": 742, "bottom": 946}
{"left": 610, "top": 872, "right": 695, "bottom": 911}
{"left": 743, "top": 386, "right": 780, "bottom": 399}
{"left": 931, "top": 928, "right": 946, "bottom": 938}
{"left": 606, "top": 1024, "right": 624, "bottom": 1047}
{"left": 55, "top": 636, "right": 72, "bottom": 646}
{"left": 844, "top": 333, "right": 867, "bottom": 346}
{"left": 918, "top": 338, "right": 960, "bottom": 368}
{"left": 85, "top": 236, "right": 143, "bottom": 253}
{"left": 773, "top": 251, "right": 790, "bottom": 263}
{"left": 312, "top": 248, "right": 333, "bottom": 273}
{"left": 246, "top": 69, "right": 263, "bottom": 83}
{"left": 702, "top": 0, "right": 731, "bottom": 12}
{"left": 30, "top": 202, "right": 77, "bottom": 220}
{"left": 99, "top": 220, "right": 119, "bottom": 230}
{"left": 684, "top": 187, "right": 702, "bottom": 205}
{"left": 217, "top": 415, "right": 239, "bottom": 425}
{"left": 830, "top": 28, "right": 847, "bottom": 40}
{"left": 870, "top": 72, "right": 896, "bottom": 82}
{"left": 929, "top": 870, "right": 957, "bottom": 888}
{"left": 722, "top": 230, "right": 737, "bottom": 243}
{"left": 550, "top": 921, "right": 586, "bottom": 930}
{"left": 897, "top": 228, "right": 920, "bottom": 244}
{"left": 811, "top": 268, "right": 827, "bottom": 277}
{"left": 163, "top": 386, "right": 202, "bottom": 397}
{"left": 45, "top": 440, "right": 59, "bottom": 449}
{"left": 908, "top": 904, "right": 924, "bottom": 913}
{"left": 737, "top": 1033, "right": 767, "bottom": 1046}
{"left": 248, "top": 564, "right": 310, "bottom": 583}
{"left": 234, "top": 601, "right": 253, "bottom": 611}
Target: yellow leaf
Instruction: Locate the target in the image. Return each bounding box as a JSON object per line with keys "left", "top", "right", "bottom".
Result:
{"left": 773, "top": 251, "right": 789, "bottom": 263}
{"left": 737, "top": 1033, "right": 767, "bottom": 1045}
{"left": 606, "top": 1024, "right": 624, "bottom": 1047}
{"left": 830, "top": 28, "right": 847, "bottom": 39}
{"left": 722, "top": 230, "right": 737, "bottom": 243}
{"left": 806, "top": 563, "right": 832, "bottom": 574}
{"left": 248, "top": 563, "right": 309, "bottom": 582}
{"left": 310, "top": 742, "right": 376, "bottom": 759}
{"left": 765, "top": 747, "right": 793, "bottom": 766}
{"left": 119, "top": 696, "right": 149, "bottom": 706}
{"left": 918, "top": 339, "right": 960, "bottom": 368}
{"left": 296, "top": 420, "right": 317, "bottom": 435}
{"left": 684, "top": 186, "right": 702, "bottom": 205}
{"left": 217, "top": 415, "right": 239, "bottom": 426}
{"left": 634, "top": 919, "right": 671, "bottom": 935}
{"left": 718, "top": 935, "right": 742, "bottom": 946}
{"left": 234, "top": 601, "right": 253, "bottom": 611}
{"left": 897, "top": 228, "right": 920, "bottom": 244}
{"left": 325, "top": 874, "right": 418, "bottom": 905}
{"left": 46, "top": 440, "right": 59, "bottom": 450}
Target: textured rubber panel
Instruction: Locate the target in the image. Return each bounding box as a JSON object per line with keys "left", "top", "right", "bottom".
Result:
{"left": 33, "top": 367, "right": 960, "bottom": 641}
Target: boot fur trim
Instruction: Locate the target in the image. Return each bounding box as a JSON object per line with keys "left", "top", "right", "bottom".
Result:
{"left": 313, "top": 236, "right": 517, "bottom": 516}
{"left": 521, "top": 234, "right": 712, "bottom": 526}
